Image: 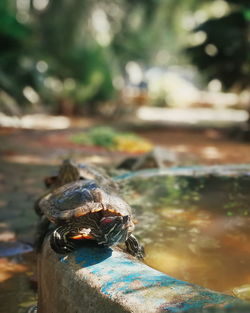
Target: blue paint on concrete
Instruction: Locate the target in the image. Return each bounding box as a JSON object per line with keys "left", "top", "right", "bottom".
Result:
{"left": 65, "top": 245, "right": 248, "bottom": 312}
{"left": 59, "top": 243, "right": 112, "bottom": 266}
{"left": 164, "top": 301, "right": 249, "bottom": 313}
{"left": 114, "top": 164, "right": 250, "bottom": 181}
{"left": 74, "top": 245, "right": 113, "bottom": 267}
{"left": 160, "top": 291, "right": 239, "bottom": 312}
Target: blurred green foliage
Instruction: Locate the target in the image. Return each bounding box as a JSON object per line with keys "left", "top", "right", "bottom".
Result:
{"left": 0, "top": 0, "right": 31, "bottom": 101}
{"left": 2, "top": 0, "right": 180, "bottom": 113}
{"left": 186, "top": 0, "right": 250, "bottom": 90}
{"left": 0, "top": 0, "right": 249, "bottom": 114}
{"left": 71, "top": 126, "right": 116, "bottom": 148}
{"left": 71, "top": 126, "right": 152, "bottom": 153}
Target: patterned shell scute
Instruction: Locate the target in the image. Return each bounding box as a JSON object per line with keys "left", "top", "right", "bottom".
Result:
{"left": 39, "top": 179, "right": 131, "bottom": 222}
{"left": 101, "top": 192, "right": 133, "bottom": 217}
{"left": 78, "top": 163, "right": 118, "bottom": 190}
{"left": 39, "top": 180, "right": 101, "bottom": 221}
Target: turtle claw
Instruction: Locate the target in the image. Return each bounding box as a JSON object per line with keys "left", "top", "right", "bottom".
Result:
{"left": 125, "top": 234, "right": 145, "bottom": 259}
{"left": 27, "top": 305, "right": 38, "bottom": 313}
{"left": 50, "top": 226, "right": 77, "bottom": 254}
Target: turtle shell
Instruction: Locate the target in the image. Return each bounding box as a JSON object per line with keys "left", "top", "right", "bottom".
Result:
{"left": 39, "top": 180, "right": 132, "bottom": 223}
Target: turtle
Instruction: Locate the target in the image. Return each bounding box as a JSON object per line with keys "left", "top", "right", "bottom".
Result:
{"left": 35, "top": 160, "right": 144, "bottom": 259}
{"left": 43, "top": 159, "right": 119, "bottom": 191}
{"left": 34, "top": 159, "right": 118, "bottom": 216}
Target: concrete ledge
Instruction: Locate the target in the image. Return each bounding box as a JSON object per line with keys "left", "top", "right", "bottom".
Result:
{"left": 37, "top": 238, "right": 249, "bottom": 313}
{"left": 115, "top": 164, "right": 250, "bottom": 181}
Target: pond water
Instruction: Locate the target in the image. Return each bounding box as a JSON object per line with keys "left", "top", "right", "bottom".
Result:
{"left": 120, "top": 174, "right": 250, "bottom": 296}
{"left": 0, "top": 246, "right": 36, "bottom": 313}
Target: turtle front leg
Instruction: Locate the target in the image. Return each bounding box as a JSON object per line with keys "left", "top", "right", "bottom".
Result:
{"left": 50, "top": 226, "right": 77, "bottom": 254}
{"left": 125, "top": 234, "right": 145, "bottom": 259}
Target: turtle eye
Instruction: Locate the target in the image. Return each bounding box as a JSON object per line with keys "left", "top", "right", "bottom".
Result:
{"left": 100, "top": 216, "right": 118, "bottom": 224}
{"left": 79, "top": 176, "right": 85, "bottom": 180}
{"left": 122, "top": 215, "right": 129, "bottom": 223}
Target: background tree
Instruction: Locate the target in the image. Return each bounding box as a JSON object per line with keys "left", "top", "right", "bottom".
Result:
{"left": 1, "top": 0, "right": 249, "bottom": 115}
{"left": 186, "top": 0, "right": 250, "bottom": 90}
{"left": 0, "top": 0, "right": 31, "bottom": 103}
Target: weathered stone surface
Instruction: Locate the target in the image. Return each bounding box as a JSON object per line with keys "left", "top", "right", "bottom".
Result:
{"left": 37, "top": 237, "right": 248, "bottom": 313}
{"left": 115, "top": 164, "right": 250, "bottom": 181}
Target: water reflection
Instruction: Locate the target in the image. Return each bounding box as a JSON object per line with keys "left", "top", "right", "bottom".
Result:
{"left": 0, "top": 253, "right": 37, "bottom": 313}
{"left": 121, "top": 175, "right": 250, "bottom": 295}
{"left": 0, "top": 242, "right": 33, "bottom": 258}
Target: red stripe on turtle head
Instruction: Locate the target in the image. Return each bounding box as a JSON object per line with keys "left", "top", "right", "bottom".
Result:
{"left": 100, "top": 216, "right": 120, "bottom": 224}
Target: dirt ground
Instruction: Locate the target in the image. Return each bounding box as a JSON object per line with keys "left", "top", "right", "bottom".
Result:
{"left": 2, "top": 125, "right": 250, "bottom": 164}
{"left": 138, "top": 127, "right": 250, "bottom": 165}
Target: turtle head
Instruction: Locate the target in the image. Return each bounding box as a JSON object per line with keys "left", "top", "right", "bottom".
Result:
{"left": 45, "top": 160, "right": 82, "bottom": 189}
{"left": 98, "top": 215, "right": 133, "bottom": 247}
{"left": 57, "top": 159, "right": 81, "bottom": 185}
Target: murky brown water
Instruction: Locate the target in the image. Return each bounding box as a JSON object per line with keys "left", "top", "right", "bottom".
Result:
{"left": 144, "top": 208, "right": 250, "bottom": 294}
{"left": 0, "top": 251, "right": 37, "bottom": 313}
{"left": 122, "top": 174, "right": 250, "bottom": 296}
